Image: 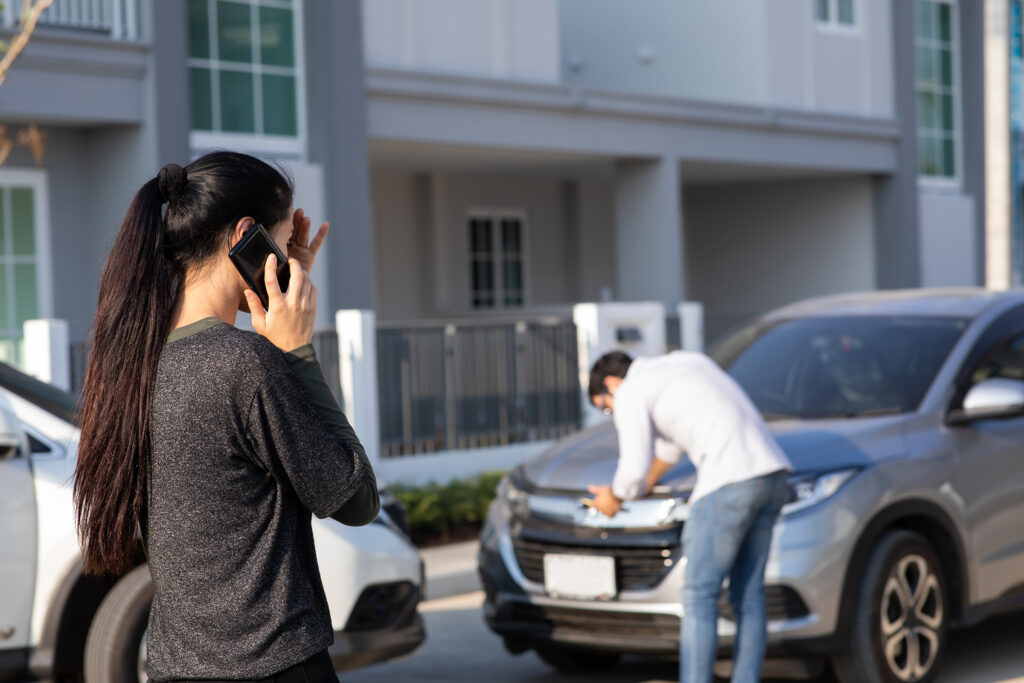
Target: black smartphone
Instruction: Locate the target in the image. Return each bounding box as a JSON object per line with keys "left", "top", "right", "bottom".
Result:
{"left": 228, "top": 223, "right": 290, "bottom": 310}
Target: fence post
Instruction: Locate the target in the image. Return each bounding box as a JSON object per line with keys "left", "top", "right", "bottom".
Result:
{"left": 23, "top": 319, "right": 71, "bottom": 391}
{"left": 336, "top": 310, "right": 380, "bottom": 464}
{"left": 572, "top": 302, "right": 666, "bottom": 426}
{"left": 677, "top": 301, "right": 705, "bottom": 353}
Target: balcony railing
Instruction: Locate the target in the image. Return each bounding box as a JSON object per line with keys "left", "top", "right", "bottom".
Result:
{"left": 1, "top": 0, "right": 141, "bottom": 40}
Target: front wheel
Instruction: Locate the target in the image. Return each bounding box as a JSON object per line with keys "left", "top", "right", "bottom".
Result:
{"left": 84, "top": 564, "right": 153, "bottom": 683}
{"left": 831, "top": 530, "right": 948, "bottom": 683}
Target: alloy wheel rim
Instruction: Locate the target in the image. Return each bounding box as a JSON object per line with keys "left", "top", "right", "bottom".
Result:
{"left": 879, "top": 553, "right": 943, "bottom": 682}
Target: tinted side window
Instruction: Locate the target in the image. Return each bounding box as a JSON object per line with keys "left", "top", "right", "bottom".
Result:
{"left": 970, "top": 333, "right": 1024, "bottom": 386}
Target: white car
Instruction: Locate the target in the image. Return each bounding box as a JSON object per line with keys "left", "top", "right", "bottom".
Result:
{"left": 0, "top": 361, "right": 425, "bottom": 682}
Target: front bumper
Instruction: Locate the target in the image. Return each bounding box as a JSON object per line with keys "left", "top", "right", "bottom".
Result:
{"left": 479, "top": 492, "right": 851, "bottom": 658}
{"left": 330, "top": 583, "right": 426, "bottom": 671}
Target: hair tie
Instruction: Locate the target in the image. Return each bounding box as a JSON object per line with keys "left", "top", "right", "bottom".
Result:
{"left": 157, "top": 163, "right": 187, "bottom": 204}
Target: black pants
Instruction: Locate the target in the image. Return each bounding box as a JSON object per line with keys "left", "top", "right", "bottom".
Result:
{"left": 175, "top": 650, "right": 337, "bottom": 683}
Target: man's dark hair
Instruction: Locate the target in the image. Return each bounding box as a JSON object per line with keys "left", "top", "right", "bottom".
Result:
{"left": 588, "top": 351, "right": 633, "bottom": 400}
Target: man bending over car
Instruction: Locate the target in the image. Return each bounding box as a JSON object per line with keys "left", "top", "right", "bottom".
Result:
{"left": 587, "top": 350, "right": 792, "bottom": 683}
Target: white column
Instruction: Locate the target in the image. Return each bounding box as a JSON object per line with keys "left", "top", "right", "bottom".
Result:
{"left": 573, "top": 302, "right": 665, "bottom": 426}
{"left": 614, "top": 157, "right": 684, "bottom": 306}
{"left": 22, "top": 319, "right": 70, "bottom": 391}
{"left": 677, "top": 301, "right": 705, "bottom": 353}
{"left": 336, "top": 310, "right": 381, "bottom": 464}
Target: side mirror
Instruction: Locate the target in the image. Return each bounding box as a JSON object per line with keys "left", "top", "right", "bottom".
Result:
{"left": 947, "top": 378, "right": 1024, "bottom": 426}
{"left": 0, "top": 393, "right": 27, "bottom": 459}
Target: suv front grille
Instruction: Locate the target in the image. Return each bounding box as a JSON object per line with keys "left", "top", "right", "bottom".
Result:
{"left": 507, "top": 602, "right": 680, "bottom": 640}
{"left": 512, "top": 538, "right": 680, "bottom": 591}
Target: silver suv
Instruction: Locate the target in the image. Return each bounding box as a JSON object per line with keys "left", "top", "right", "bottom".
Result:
{"left": 478, "top": 288, "right": 1024, "bottom": 683}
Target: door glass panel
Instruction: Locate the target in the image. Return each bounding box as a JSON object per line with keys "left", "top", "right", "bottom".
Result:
{"left": 837, "top": 0, "right": 854, "bottom": 24}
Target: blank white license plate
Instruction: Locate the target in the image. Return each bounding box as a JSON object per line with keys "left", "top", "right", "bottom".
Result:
{"left": 543, "top": 553, "right": 616, "bottom": 600}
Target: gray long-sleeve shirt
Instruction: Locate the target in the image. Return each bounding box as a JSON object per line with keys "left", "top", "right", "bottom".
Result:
{"left": 144, "top": 318, "right": 378, "bottom": 681}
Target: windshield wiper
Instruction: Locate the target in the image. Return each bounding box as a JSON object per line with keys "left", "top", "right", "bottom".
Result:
{"left": 831, "top": 407, "right": 905, "bottom": 419}
{"left": 761, "top": 411, "right": 801, "bottom": 421}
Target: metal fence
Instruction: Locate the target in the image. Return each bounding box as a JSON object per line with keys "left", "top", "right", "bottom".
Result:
{"left": 377, "top": 318, "right": 582, "bottom": 458}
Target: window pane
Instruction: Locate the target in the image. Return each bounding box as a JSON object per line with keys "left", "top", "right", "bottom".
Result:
{"left": 938, "top": 3, "right": 951, "bottom": 42}
{"left": 262, "top": 74, "right": 297, "bottom": 136}
{"left": 501, "top": 220, "right": 521, "bottom": 254}
{"left": 187, "top": 0, "right": 210, "bottom": 59}
{"left": 503, "top": 259, "right": 522, "bottom": 291}
{"left": 940, "top": 94, "right": 955, "bottom": 132}
{"left": 0, "top": 190, "right": 6, "bottom": 254}
{"left": 918, "top": 92, "right": 939, "bottom": 130}
{"left": 815, "top": 0, "right": 829, "bottom": 21}
{"left": 219, "top": 70, "right": 256, "bottom": 133}
{"left": 916, "top": 46, "right": 936, "bottom": 87}
{"left": 217, "top": 0, "right": 253, "bottom": 63}
{"left": 259, "top": 6, "right": 294, "bottom": 67}
{"left": 472, "top": 260, "right": 494, "bottom": 292}
{"left": 11, "top": 188, "right": 34, "bottom": 256}
{"left": 190, "top": 67, "right": 214, "bottom": 131}
{"left": 14, "top": 264, "right": 37, "bottom": 327}
{"left": 942, "top": 137, "right": 956, "bottom": 177}
{"left": 939, "top": 48, "right": 953, "bottom": 88}
{"left": 838, "top": 0, "right": 854, "bottom": 25}
{"left": 918, "top": 135, "right": 940, "bottom": 176}
{"left": 470, "top": 219, "right": 492, "bottom": 253}
{"left": 916, "top": 1, "right": 936, "bottom": 40}
{"left": 0, "top": 264, "right": 7, "bottom": 328}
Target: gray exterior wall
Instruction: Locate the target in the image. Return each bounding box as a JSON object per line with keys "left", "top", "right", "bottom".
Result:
{"left": 558, "top": 0, "right": 894, "bottom": 118}
{"left": 684, "top": 176, "right": 877, "bottom": 342}
{"left": 304, "top": 0, "right": 375, "bottom": 312}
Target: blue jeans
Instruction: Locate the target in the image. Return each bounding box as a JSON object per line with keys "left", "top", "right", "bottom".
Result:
{"left": 680, "top": 471, "right": 788, "bottom": 683}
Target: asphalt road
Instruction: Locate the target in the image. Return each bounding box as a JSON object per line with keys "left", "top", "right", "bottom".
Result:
{"left": 341, "top": 592, "right": 1024, "bottom": 683}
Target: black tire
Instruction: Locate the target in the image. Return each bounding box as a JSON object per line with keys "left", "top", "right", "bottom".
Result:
{"left": 533, "top": 645, "right": 621, "bottom": 673}
{"left": 831, "top": 530, "right": 948, "bottom": 683}
{"left": 84, "top": 564, "right": 153, "bottom": 683}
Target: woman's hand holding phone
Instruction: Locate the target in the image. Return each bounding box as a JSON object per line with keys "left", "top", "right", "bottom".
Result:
{"left": 244, "top": 254, "right": 317, "bottom": 352}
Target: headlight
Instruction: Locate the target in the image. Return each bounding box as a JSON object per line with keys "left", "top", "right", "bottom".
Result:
{"left": 781, "top": 468, "right": 860, "bottom": 516}
{"left": 498, "top": 469, "right": 530, "bottom": 519}
{"left": 372, "top": 505, "right": 408, "bottom": 538}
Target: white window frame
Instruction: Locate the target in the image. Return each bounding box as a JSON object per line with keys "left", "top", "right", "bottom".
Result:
{"left": 0, "top": 168, "right": 53, "bottom": 367}
{"left": 915, "top": 0, "right": 962, "bottom": 190}
{"left": 815, "top": 0, "right": 859, "bottom": 32}
{"left": 466, "top": 208, "right": 529, "bottom": 311}
{"left": 187, "top": 0, "right": 308, "bottom": 161}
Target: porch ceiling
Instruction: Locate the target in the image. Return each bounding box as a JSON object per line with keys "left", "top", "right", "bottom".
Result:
{"left": 367, "top": 68, "right": 900, "bottom": 176}
{"left": 370, "top": 140, "right": 614, "bottom": 179}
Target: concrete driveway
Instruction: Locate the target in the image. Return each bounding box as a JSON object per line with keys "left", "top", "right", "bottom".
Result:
{"left": 342, "top": 591, "right": 1024, "bottom": 683}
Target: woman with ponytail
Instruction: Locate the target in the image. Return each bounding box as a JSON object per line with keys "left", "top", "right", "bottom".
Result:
{"left": 74, "top": 151, "right": 378, "bottom": 682}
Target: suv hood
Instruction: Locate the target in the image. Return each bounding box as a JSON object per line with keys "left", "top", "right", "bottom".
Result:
{"left": 522, "top": 415, "right": 907, "bottom": 494}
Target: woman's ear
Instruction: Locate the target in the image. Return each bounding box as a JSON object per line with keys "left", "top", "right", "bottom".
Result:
{"left": 230, "top": 217, "right": 255, "bottom": 248}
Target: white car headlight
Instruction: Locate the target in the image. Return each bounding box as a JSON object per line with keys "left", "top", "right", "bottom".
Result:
{"left": 497, "top": 471, "right": 529, "bottom": 519}
{"left": 781, "top": 468, "right": 860, "bottom": 516}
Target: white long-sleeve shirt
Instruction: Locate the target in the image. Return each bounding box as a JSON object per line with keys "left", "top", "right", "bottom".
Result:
{"left": 611, "top": 351, "right": 792, "bottom": 504}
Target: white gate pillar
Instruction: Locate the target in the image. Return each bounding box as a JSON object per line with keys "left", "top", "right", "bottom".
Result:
{"left": 23, "top": 319, "right": 70, "bottom": 391}
{"left": 336, "top": 310, "right": 380, "bottom": 464}
{"left": 573, "top": 302, "right": 665, "bottom": 426}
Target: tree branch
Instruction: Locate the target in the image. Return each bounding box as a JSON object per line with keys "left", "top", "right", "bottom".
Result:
{"left": 0, "top": 0, "right": 55, "bottom": 89}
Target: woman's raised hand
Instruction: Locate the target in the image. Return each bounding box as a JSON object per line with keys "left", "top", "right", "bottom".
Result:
{"left": 287, "top": 208, "right": 328, "bottom": 274}
{"left": 244, "top": 254, "right": 317, "bottom": 352}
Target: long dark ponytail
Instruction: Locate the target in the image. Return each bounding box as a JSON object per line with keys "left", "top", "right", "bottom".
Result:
{"left": 74, "top": 151, "right": 293, "bottom": 575}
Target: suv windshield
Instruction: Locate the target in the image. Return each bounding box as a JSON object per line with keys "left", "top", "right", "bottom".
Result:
{"left": 711, "top": 316, "right": 968, "bottom": 420}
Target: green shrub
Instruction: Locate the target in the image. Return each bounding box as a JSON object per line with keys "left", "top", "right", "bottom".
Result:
{"left": 391, "top": 470, "right": 506, "bottom": 546}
